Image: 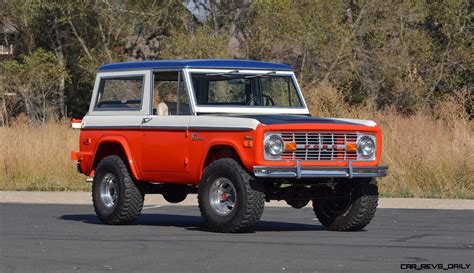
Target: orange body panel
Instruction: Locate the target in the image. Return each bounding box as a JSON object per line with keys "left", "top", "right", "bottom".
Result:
{"left": 77, "top": 130, "right": 143, "bottom": 180}
{"left": 187, "top": 130, "right": 258, "bottom": 184}
{"left": 76, "top": 128, "right": 258, "bottom": 185}
{"left": 141, "top": 130, "right": 189, "bottom": 183}
{"left": 74, "top": 122, "right": 383, "bottom": 185}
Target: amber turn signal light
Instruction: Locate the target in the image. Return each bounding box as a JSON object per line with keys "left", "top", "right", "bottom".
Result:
{"left": 345, "top": 143, "right": 358, "bottom": 151}
{"left": 243, "top": 140, "right": 253, "bottom": 148}
{"left": 284, "top": 142, "right": 297, "bottom": 151}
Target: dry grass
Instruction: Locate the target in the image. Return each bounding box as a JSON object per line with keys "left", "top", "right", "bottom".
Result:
{"left": 305, "top": 83, "right": 474, "bottom": 199}
{"left": 379, "top": 113, "right": 473, "bottom": 198}
{"left": 1, "top": 87, "right": 473, "bottom": 198}
{"left": 0, "top": 122, "right": 88, "bottom": 191}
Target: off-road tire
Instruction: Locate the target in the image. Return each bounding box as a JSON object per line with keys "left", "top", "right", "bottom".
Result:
{"left": 312, "top": 178, "right": 378, "bottom": 231}
{"left": 198, "top": 158, "right": 265, "bottom": 233}
{"left": 92, "top": 155, "right": 144, "bottom": 224}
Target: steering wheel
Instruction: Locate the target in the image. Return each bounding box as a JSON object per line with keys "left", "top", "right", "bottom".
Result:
{"left": 246, "top": 94, "right": 275, "bottom": 106}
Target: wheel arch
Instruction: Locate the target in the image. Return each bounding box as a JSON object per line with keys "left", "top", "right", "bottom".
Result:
{"left": 92, "top": 136, "right": 142, "bottom": 180}
{"left": 198, "top": 142, "right": 251, "bottom": 181}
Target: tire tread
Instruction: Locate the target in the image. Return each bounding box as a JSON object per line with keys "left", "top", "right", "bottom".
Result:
{"left": 198, "top": 158, "right": 265, "bottom": 233}
{"left": 92, "top": 155, "right": 144, "bottom": 225}
{"left": 313, "top": 178, "right": 378, "bottom": 231}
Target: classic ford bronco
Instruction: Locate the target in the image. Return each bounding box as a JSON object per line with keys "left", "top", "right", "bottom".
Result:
{"left": 72, "top": 60, "right": 387, "bottom": 232}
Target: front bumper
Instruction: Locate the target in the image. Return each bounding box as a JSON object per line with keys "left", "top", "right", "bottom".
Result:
{"left": 254, "top": 161, "right": 388, "bottom": 179}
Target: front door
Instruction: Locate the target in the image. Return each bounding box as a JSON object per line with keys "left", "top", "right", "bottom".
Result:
{"left": 141, "top": 116, "right": 190, "bottom": 173}
{"left": 141, "top": 71, "right": 192, "bottom": 181}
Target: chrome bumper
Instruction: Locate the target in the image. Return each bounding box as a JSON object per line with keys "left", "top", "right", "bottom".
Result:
{"left": 253, "top": 161, "right": 388, "bottom": 179}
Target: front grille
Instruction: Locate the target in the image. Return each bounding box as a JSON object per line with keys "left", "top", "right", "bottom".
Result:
{"left": 281, "top": 132, "right": 358, "bottom": 161}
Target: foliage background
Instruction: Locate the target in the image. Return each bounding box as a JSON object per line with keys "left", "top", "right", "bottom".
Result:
{"left": 0, "top": 0, "right": 472, "bottom": 197}
{"left": 0, "top": 0, "right": 471, "bottom": 121}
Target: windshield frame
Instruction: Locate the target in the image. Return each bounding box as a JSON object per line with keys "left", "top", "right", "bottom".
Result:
{"left": 183, "top": 68, "right": 309, "bottom": 115}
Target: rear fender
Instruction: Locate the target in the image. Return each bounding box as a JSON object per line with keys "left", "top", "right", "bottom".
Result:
{"left": 92, "top": 135, "right": 142, "bottom": 180}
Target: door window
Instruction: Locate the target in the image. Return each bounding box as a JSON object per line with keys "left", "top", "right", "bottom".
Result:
{"left": 153, "top": 71, "right": 191, "bottom": 115}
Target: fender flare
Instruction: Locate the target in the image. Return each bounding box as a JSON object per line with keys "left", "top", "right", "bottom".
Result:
{"left": 198, "top": 140, "right": 253, "bottom": 180}
{"left": 93, "top": 135, "right": 142, "bottom": 180}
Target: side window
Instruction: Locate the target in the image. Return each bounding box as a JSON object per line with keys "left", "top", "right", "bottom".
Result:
{"left": 153, "top": 71, "right": 191, "bottom": 115}
{"left": 95, "top": 76, "right": 143, "bottom": 110}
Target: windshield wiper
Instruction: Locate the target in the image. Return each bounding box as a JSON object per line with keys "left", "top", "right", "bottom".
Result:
{"left": 204, "top": 71, "right": 278, "bottom": 78}
{"left": 205, "top": 70, "right": 240, "bottom": 77}
{"left": 244, "top": 71, "right": 277, "bottom": 79}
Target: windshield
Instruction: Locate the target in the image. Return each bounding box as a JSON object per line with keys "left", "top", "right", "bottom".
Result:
{"left": 190, "top": 72, "right": 303, "bottom": 107}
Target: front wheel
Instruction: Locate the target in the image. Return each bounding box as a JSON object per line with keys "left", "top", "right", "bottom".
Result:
{"left": 198, "top": 158, "right": 265, "bottom": 233}
{"left": 92, "top": 155, "right": 144, "bottom": 225}
{"left": 312, "top": 178, "right": 378, "bottom": 231}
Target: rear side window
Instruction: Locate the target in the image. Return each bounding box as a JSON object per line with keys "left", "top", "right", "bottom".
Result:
{"left": 95, "top": 76, "right": 144, "bottom": 110}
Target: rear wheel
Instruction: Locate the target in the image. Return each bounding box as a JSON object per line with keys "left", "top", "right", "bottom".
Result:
{"left": 198, "top": 158, "right": 265, "bottom": 233}
{"left": 312, "top": 178, "right": 378, "bottom": 231}
{"left": 92, "top": 155, "right": 144, "bottom": 225}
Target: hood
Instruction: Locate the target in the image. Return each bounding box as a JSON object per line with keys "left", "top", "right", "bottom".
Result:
{"left": 236, "top": 115, "right": 377, "bottom": 127}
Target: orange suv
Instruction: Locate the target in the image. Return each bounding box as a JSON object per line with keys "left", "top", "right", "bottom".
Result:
{"left": 72, "top": 60, "right": 387, "bottom": 232}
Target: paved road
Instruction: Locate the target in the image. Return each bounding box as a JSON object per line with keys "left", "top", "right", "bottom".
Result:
{"left": 0, "top": 204, "right": 472, "bottom": 273}
{"left": 2, "top": 192, "right": 474, "bottom": 210}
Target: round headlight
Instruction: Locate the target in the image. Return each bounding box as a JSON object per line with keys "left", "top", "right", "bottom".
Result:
{"left": 264, "top": 134, "right": 284, "bottom": 157}
{"left": 357, "top": 136, "right": 375, "bottom": 158}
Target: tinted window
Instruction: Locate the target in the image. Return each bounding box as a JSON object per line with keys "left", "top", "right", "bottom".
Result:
{"left": 95, "top": 76, "right": 143, "bottom": 110}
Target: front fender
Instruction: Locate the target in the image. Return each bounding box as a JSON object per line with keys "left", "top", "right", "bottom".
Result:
{"left": 193, "top": 133, "right": 257, "bottom": 182}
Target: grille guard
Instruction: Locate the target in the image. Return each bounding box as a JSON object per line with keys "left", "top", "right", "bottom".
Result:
{"left": 254, "top": 161, "right": 388, "bottom": 179}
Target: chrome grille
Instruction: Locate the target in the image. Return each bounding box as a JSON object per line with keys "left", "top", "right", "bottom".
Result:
{"left": 281, "top": 132, "right": 358, "bottom": 161}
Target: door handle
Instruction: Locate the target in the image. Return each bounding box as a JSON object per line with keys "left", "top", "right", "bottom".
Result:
{"left": 142, "top": 117, "right": 152, "bottom": 124}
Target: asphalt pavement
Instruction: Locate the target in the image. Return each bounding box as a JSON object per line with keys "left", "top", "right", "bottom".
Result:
{"left": 0, "top": 203, "right": 472, "bottom": 273}
{"left": 2, "top": 191, "right": 474, "bottom": 210}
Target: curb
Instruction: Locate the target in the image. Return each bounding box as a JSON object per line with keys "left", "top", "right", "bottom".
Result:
{"left": 0, "top": 191, "right": 473, "bottom": 210}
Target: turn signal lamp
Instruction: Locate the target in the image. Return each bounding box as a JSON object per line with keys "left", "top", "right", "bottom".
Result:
{"left": 284, "top": 142, "right": 297, "bottom": 151}
{"left": 345, "top": 143, "right": 358, "bottom": 152}
{"left": 243, "top": 136, "right": 253, "bottom": 148}
{"left": 243, "top": 140, "right": 253, "bottom": 148}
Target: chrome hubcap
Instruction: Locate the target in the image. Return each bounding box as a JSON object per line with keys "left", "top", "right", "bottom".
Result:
{"left": 209, "top": 178, "right": 237, "bottom": 215}
{"left": 100, "top": 173, "right": 119, "bottom": 207}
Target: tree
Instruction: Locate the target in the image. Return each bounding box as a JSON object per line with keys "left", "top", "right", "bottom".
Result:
{"left": 0, "top": 0, "right": 471, "bottom": 119}
{"left": 1, "top": 49, "right": 68, "bottom": 124}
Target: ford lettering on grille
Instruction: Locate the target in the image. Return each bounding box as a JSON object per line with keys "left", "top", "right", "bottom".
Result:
{"left": 281, "top": 132, "right": 358, "bottom": 161}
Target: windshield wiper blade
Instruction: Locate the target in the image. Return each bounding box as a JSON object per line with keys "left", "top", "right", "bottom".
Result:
{"left": 244, "top": 71, "right": 277, "bottom": 79}
{"left": 205, "top": 70, "right": 240, "bottom": 77}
